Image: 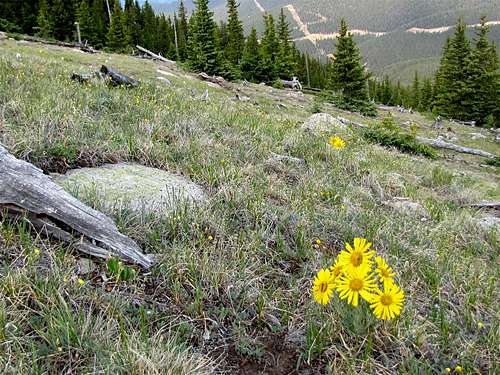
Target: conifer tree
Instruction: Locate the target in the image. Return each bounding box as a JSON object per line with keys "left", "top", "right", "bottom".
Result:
{"left": 240, "top": 27, "right": 263, "bottom": 82}
{"left": 411, "top": 71, "right": 420, "bottom": 109}
{"left": 89, "top": 0, "right": 108, "bottom": 48}
{"left": 434, "top": 19, "right": 472, "bottom": 120}
{"left": 467, "top": 18, "right": 500, "bottom": 126}
{"left": 187, "top": 0, "right": 219, "bottom": 74}
{"left": 276, "top": 8, "right": 295, "bottom": 79}
{"left": 419, "top": 78, "right": 433, "bottom": 112}
{"left": 142, "top": 1, "right": 158, "bottom": 51}
{"left": 329, "top": 19, "right": 373, "bottom": 114}
{"left": 260, "top": 13, "right": 278, "bottom": 81}
{"left": 176, "top": 1, "right": 189, "bottom": 61}
{"left": 224, "top": 0, "right": 244, "bottom": 68}
{"left": 50, "top": 0, "right": 76, "bottom": 41}
{"left": 37, "top": 0, "right": 53, "bottom": 38}
{"left": 106, "top": 1, "right": 125, "bottom": 51}
{"left": 123, "top": 0, "right": 141, "bottom": 48}
{"left": 77, "top": 0, "right": 95, "bottom": 44}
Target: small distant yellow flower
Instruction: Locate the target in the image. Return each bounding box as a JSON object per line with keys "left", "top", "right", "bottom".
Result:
{"left": 370, "top": 283, "right": 405, "bottom": 320}
{"left": 315, "top": 239, "right": 322, "bottom": 245}
{"left": 477, "top": 322, "right": 484, "bottom": 329}
{"left": 208, "top": 235, "right": 214, "bottom": 241}
{"left": 33, "top": 247, "right": 41, "bottom": 256}
{"left": 375, "top": 256, "right": 396, "bottom": 286}
{"left": 338, "top": 238, "right": 375, "bottom": 275}
{"left": 336, "top": 269, "right": 377, "bottom": 307}
{"left": 77, "top": 278, "right": 85, "bottom": 286}
{"left": 328, "top": 135, "right": 346, "bottom": 149}
{"left": 445, "top": 369, "right": 451, "bottom": 373}
{"left": 455, "top": 365, "right": 463, "bottom": 373}
{"left": 312, "top": 269, "right": 335, "bottom": 305}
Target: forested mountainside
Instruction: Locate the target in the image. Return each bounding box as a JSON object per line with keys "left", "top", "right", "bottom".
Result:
{"left": 154, "top": 0, "right": 500, "bottom": 82}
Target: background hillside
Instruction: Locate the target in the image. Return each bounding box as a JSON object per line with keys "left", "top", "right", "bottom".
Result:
{"left": 153, "top": 0, "right": 500, "bottom": 83}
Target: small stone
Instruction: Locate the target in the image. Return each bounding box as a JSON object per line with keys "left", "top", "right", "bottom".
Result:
{"left": 77, "top": 258, "right": 96, "bottom": 275}
{"left": 384, "top": 197, "right": 430, "bottom": 219}
{"left": 156, "top": 76, "right": 172, "bottom": 86}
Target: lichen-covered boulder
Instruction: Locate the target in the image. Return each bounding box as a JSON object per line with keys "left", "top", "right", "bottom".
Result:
{"left": 55, "top": 163, "right": 206, "bottom": 215}
{"left": 301, "top": 113, "right": 350, "bottom": 135}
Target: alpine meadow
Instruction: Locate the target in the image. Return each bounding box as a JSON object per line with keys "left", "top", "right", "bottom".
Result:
{"left": 0, "top": 1, "right": 499, "bottom": 374}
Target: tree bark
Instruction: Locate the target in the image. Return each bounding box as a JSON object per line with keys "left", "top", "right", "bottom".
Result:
{"left": 136, "top": 45, "right": 175, "bottom": 65}
{"left": 0, "top": 144, "right": 154, "bottom": 269}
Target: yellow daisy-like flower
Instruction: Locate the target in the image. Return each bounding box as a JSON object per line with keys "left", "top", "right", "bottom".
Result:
{"left": 335, "top": 269, "right": 377, "bottom": 307}
{"left": 328, "top": 135, "right": 346, "bottom": 149}
{"left": 338, "top": 238, "right": 375, "bottom": 275}
{"left": 375, "top": 256, "right": 396, "bottom": 286}
{"left": 329, "top": 258, "right": 344, "bottom": 281}
{"left": 370, "top": 283, "right": 405, "bottom": 320}
{"left": 312, "top": 269, "right": 335, "bottom": 305}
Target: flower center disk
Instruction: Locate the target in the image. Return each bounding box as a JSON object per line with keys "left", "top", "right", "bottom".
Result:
{"left": 349, "top": 278, "right": 363, "bottom": 291}
{"left": 351, "top": 251, "right": 363, "bottom": 266}
{"left": 381, "top": 294, "right": 393, "bottom": 306}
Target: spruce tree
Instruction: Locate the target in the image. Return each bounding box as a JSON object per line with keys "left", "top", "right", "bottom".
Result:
{"left": 187, "top": 0, "right": 219, "bottom": 75}
{"left": 92, "top": 0, "right": 109, "bottom": 48}
{"left": 411, "top": 71, "right": 420, "bottom": 110}
{"left": 77, "top": 0, "right": 95, "bottom": 44}
{"left": 225, "top": 0, "right": 244, "bottom": 68}
{"left": 260, "top": 13, "right": 278, "bottom": 82}
{"left": 106, "top": 1, "right": 125, "bottom": 51}
{"left": 467, "top": 18, "right": 500, "bottom": 126}
{"left": 434, "top": 19, "right": 472, "bottom": 120}
{"left": 176, "top": 0, "right": 189, "bottom": 61}
{"left": 142, "top": 1, "right": 158, "bottom": 51}
{"left": 240, "top": 27, "right": 262, "bottom": 82}
{"left": 329, "top": 19, "right": 373, "bottom": 115}
{"left": 37, "top": 0, "right": 53, "bottom": 39}
{"left": 50, "top": 0, "right": 76, "bottom": 41}
{"left": 123, "top": 0, "right": 141, "bottom": 49}
{"left": 276, "top": 8, "right": 296, "bottom": 79}
{"left": 419, "top": 78, "right": 433, "bottom": 112}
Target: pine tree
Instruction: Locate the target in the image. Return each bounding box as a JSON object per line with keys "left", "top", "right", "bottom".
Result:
{"left": 276, "top": 8, "right": 296, "bottom": 79}
{"left": 329, "top": 19, "right": 373, "bottom": 115}
{"left": 467, "top": 18, "right": 500, "bottom": 126}
{"left": 142, "top": 1, "right": 158, "bottom": 51}
{"left": 434, "top": 19, "right": 473, "bottom": 120}
{"left": 37, "top": 0, "right": 53, "bottom": 38}
{"left": 90, "top": 0, "right": 109, "bottom": 48}
{"left": 260, "top": 13, "right": 278, "bottom": 82}
{"left": 419, "top": 78, "right": 433, "bottom": 112}
{"left": 50, "top": 0, "right": 76, "bottom": 41}
{"left": 411, "top": 71, "right": 420, "bottom": 110}
{"left": 240, "top": 27, "right": 263, "bottom": 82}
{"left": 123, "top": 0, "right": 141, "bottom": 49}
{"left": 187, "top": 0, "right": 219, "bottom": 75}
{"left": 106, "top": 0, "right": 125, "bottom": 51}
{"left": 224, "top": 0, "right": 244, "bottom": 68}
{"left": 77, "top": 0, "right": 95, "bottom": 44}
{"left": 176, "top": 0, "right": 189, "bottom": 61}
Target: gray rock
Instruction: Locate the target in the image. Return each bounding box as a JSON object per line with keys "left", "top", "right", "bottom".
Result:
{"left": 77, "top": 258, "right": 96, "bottom": 275}
{"left": 475, "top": 216, "right": 500, "bottom": 232}
{"left": 301, "top": 113, "right": 350, "bottom": 135}
{"left": 55, "top": 163, "right": 206, "bottom": 215}
{"left": 268, "top": 152, "right": 305, "bottom": 165}
{"left": 469, "top": 132, "right": 487, "bottom": 140}
{"left": 156, "top": 76, "right": 172, "bottom": 86}
{"left": 384, "top": 197, "right": 430, "bottom": 220}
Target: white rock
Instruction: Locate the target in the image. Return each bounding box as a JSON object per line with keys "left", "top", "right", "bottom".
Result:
{"left": 55, "top": 163, "right": 206, "bottom": 215}
{"left": 475, "top": 216, "right": 500, "bottom": 232}
{"left": 301, "top": 113, "right": 350, "bottom": 135}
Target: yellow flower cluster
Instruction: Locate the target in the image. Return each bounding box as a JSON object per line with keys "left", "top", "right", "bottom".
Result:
{"left": 328, "top": 135, "right": 346, "bottom": 149}
{"left": 312, "top": 238, "right": 404, "bottom": 320}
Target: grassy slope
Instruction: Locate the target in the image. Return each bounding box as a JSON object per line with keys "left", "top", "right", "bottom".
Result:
{"left": 0, "top": 39, "right": 499, "bottom": 374}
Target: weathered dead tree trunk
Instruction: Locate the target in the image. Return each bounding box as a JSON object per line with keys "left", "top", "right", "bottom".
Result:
{"left": 415, "top": 136, "right": 496, "bottom": 158}
{"left": 136, "top": 45, "right": 175, "bottom": 65}
{"left": 0, "top": 144, "right": 154, "bottom": 268}
{"left": 198, "top": 72, "right": 233, "bottom": 90}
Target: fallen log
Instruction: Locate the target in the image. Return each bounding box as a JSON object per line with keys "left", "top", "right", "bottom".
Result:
{"left": 415, "top": 136, "right": 496, "bottom": 159}
{"left": 470, "top": 201, "right": 500, "bottom": 210}
{"left": 71, "top": 65, "right": 139, "bottom": 87}
{"left": 336, "top": 116, "right": 496, "bottom": 159}
{"left": 0, "top": 144, "right": 154, "bottom": 269}
{"left": 136, "top": 45, "right": 175, "bottom": 65}
{"left": 198, "top": 72, "right": 233, "bottom": 90}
